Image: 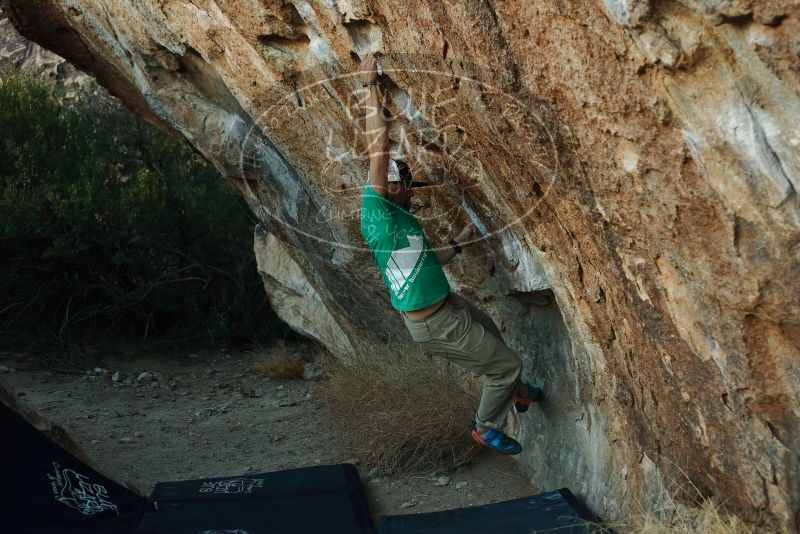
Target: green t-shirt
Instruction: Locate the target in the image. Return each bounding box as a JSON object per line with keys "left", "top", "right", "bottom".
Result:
{"left": 360, "top": 183, "right": 450, "bottom": 311}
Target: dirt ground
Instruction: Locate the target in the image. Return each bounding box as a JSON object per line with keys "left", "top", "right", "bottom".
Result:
{"left": 0, "top": 343, "right": 536, "bottom": 526}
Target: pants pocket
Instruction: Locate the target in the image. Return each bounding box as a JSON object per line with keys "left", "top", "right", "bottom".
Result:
{"left": 450, "top": 304, "right": 470, "bottom": 341}
{"left": 429, "top": 306, "right": 468, "bottom": 344}
{"left": 403, "top": 316, "right": 432, "bottom": 343}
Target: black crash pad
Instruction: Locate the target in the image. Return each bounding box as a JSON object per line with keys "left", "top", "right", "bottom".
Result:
{"left": 378, "top": 488, "right": 597, "bottom": 533}
{"left": 136, "top": 464, "right": 375, "bottom": 534}
{"left": 0, "top": 402, "right": 146, "bottom": 534}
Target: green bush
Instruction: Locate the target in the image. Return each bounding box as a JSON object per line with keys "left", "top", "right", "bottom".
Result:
{"left": 0, "top": 67, "right": 289, "bottom": 348}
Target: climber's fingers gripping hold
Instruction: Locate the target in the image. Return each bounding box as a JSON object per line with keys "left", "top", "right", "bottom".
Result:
{"left": 456, "top": 223, "right": 477, "bottom": 244}
{"left": 359, "top": 53, "right": 378, "bottom": 84}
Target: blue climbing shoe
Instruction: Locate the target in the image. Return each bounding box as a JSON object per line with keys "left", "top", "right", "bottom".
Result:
{"left": 470, "top": 427, "right": 523, "bottom": 455}
{"left": 514, "top": 382, "right": 544, "bottom": 413}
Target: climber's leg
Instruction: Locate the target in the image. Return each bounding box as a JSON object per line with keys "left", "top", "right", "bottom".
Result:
{"left": 402, "top": 294, "right": 524, "bottom": 432}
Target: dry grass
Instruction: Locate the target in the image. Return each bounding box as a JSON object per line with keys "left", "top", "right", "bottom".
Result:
{"left": 605, "top": 499, "right": 782, "bottom": 534}
{"left": 318, "top": 342, "right": 481, "bottom": 474}
{"left": 253, "top": 344, "right": 307, "bottom": 380}
{"left": 597, "top": 461, "right": 790, "bottom": 534}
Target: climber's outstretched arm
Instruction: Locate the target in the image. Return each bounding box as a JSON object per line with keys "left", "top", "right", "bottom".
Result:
{"left": 435, "top": 224, "right": 477, "bottom": 266}
{"left": 361, "top": 53, "right": 389, "bottom": 197}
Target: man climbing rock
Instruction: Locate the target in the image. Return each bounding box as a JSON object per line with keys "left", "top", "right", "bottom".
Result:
{"left": 358, "top": 53, "right": 542, "bottom": 455}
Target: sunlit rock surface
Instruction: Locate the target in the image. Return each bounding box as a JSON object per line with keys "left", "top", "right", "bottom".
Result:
{"left": 3, "top": 0, "right": 798, "bottom": 528}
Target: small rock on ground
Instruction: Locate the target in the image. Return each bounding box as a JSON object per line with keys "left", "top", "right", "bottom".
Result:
{"left": 302, "top": 362, "right": 321, "bottom": 381}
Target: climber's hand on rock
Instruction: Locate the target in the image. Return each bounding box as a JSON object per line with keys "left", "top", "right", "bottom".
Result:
{"left": 359, "top": 53, "right": 379, "bottom": 84}
{"left": 455, "top": 223, "right": 476, "bottom": 245}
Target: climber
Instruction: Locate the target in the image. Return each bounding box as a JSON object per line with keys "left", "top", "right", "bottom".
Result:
{"left": 357, "top": 53, "right": 543, "bottom": 456}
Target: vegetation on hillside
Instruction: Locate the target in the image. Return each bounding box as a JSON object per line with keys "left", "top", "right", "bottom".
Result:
{"left": 0, "top": 67, "right": 289, "bottom": 349}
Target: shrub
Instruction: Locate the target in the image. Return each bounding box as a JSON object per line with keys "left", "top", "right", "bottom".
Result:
{"left": 318, "top": 343, "right": 481, "bottom": 474}
{"left": 254, "top": 345, "right": 307, "bottom": 380}
{"left": 0, "top": 67, "right": 288, "bottom": 348}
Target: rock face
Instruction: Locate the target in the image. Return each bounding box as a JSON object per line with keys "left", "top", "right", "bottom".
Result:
{"left": 254, "top": 224, "right": 354, "bottom": 356}
{"left": 0, "top": 12, "right": 89, "bottom": 88}
{"left": 3, "top": 0, "right": 799, "bottom": 528}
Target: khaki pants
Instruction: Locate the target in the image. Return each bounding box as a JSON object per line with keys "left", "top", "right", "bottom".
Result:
{"left": 401, "top": 293, "right": 523, "bottom": 431}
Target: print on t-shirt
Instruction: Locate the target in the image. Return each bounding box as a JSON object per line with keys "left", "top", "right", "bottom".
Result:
{"left": 360, "top": 182, "right": 450, "bottom": 311}
{"left": 385, "top": 235, "right": 423, "bottom": 294}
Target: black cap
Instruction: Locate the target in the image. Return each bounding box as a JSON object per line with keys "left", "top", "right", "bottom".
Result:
{"left": 395, "top": 159, "right": 431, "bottom": 188}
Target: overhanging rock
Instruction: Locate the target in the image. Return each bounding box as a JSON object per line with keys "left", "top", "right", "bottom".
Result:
{"left": 3, "top": 0, "right": 799, "bottom": 529}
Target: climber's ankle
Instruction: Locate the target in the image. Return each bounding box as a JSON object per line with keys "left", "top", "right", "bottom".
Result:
{"left": 475, "top": 423, "right": 491, "bottom": 436}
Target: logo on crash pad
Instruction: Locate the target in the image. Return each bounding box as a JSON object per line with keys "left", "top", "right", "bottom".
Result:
{"left": 47, "top": 462, "right": 119, "bottom": 516}
{"left": 198, "top": 478, "right": 264, "bottom": 494}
